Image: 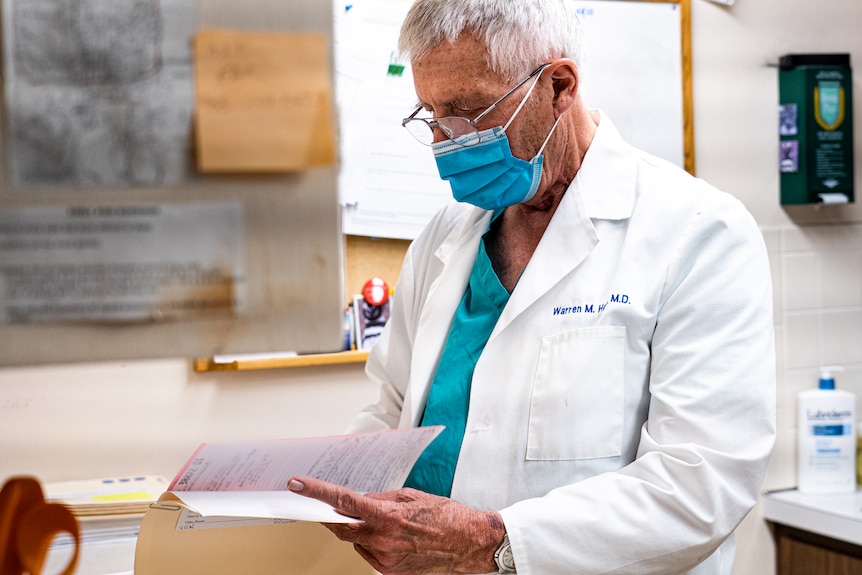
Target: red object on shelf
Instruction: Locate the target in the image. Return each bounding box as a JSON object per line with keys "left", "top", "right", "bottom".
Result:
{"left": 362, "top": 277, "right": 389, "bottom": 306}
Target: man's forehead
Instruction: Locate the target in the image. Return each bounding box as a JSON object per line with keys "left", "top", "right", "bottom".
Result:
{"left": 415, "top": 85, "right": 495, "bottom": 111}
{"left": 412, "top": 62, "right": 507, "bottom": 107}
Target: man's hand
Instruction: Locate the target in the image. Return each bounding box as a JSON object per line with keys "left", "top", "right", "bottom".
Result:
{"left": 287, "top": 476, "right": 506, "bottom": 575}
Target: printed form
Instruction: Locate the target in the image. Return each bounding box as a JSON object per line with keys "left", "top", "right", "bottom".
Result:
{"left": 167, "top": 426, "right": 443, "bottom": 528}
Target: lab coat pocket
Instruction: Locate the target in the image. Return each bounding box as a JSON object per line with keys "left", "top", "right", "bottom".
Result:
{"left": 527, "top": 326, "right": 625, "bottom": 461}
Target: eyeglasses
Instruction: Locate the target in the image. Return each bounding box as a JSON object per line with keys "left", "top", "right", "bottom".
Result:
{"left": 401, "top": 63, "right": 550, "bottom": 147}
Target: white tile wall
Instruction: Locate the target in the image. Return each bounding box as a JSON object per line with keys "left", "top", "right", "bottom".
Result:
{"left": 765, "top": 223, "right": 862, "bottom": 491}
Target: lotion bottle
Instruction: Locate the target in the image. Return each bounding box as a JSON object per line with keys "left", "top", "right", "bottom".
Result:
{"left": 797, "top": 366, "right": 856, "bottom": 493}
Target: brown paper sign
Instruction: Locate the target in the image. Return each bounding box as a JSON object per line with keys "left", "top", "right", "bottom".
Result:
{"left": 193, "top": 30, "right": 336, "bottom": 173}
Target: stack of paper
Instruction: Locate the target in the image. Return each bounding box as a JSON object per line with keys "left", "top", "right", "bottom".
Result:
{"left": 45, "top": 476, "right": 168, "bottom": 516}
{"left": 44, "top": 476, "right": 168, "bottom": 543}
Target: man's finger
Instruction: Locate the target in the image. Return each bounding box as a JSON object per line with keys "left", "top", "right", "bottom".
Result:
{"left": 287, "top": 476, "right": 366, "bottom": 519}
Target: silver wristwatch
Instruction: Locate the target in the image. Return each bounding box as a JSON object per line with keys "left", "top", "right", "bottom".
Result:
{"left": 494, "top": 534, "right": 516, "bottom": 573}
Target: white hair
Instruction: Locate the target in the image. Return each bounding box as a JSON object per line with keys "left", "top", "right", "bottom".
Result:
{"left": 398, "top": 0, "right": 584, "bottom": 82}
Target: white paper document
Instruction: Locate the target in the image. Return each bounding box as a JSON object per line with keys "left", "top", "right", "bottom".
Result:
{"left": 0, "top": 202, "right": 245, "bottom": 324}
{"left": 173, "top": 505, "right": 299, "bottom": 531}
{"left": 175, "top": 491, "right": 358, "bottom": 524}
{"left": 168, "top": 426, "right": 444, "bottom": 523}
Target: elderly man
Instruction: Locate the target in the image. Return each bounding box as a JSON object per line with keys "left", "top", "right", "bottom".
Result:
{"left": 289, "top": 1, "right": 776, "bottom": 573}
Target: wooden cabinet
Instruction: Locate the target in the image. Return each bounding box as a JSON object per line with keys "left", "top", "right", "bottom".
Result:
{"left": 763, "top": 489, "right": 862, "bottom": 575}
{"left": 773, "top": 524, "right": 862, "bottom": 575}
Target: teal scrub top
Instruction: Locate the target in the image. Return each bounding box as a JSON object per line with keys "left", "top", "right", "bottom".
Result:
{"left": 403, "top": 234, "right": 510, "bottom": 497}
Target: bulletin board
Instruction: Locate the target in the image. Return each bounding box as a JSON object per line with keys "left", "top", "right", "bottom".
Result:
{"left": 0, "top": 0, "right": 346, "bottom": 367}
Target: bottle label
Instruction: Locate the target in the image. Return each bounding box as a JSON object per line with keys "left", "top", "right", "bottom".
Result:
{"left": 812, "top": 424, "right": 852, "bottom": 436}
{"left": 806, "top": 407, "right": 853, "bottom": 420}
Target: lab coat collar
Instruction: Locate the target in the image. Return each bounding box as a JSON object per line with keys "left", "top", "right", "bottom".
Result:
{"left": 575, "top": 110, "right": 637, "bottom": 221}
{"left": 487, "top": 111, "right": 636, "bottom": 339}
{"left": 425, "top": 112, "right": 638, "bottom": 346}
{"left": 433, "top": 206, "right": 491, "bottom": 266}
{"left": 432, "top": 109, "right": 634, "bottom": 264}
{"left": 401, "top": 206, "right": 490, "bottom": 428}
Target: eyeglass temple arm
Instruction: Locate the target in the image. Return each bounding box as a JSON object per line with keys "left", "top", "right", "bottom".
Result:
{"left": 400, "top": 62, "right": 549, "bottom": 128}
{"left": 471, "top": 63, "right": 550, "bottom": 125}
{"left": 401, "top": 106, "right": 423, "bottom": 127}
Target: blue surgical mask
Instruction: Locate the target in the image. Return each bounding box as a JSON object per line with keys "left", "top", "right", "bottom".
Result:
{"left": 431, "top": 107, "right": 562, "bottom": 211}
{"left": 432, "top": 127, "right": 548, "bottom": 210}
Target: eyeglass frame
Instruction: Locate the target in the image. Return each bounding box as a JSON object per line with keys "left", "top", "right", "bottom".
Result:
{"left": 401, "top": 62, "right": 551, "bottom": 147}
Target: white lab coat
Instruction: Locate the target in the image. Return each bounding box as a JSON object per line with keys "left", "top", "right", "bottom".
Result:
{"left": 347, "top": 113, "right": 776, "bottom": 575}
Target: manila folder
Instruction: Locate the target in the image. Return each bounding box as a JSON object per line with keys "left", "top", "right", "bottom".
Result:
{"left": 135, "top": 492, "right": 373, "bottom": 574}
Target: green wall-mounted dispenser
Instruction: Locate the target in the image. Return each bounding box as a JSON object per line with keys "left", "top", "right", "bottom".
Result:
{"left": 778, "top": 53, "right": 854, "bottom": 205}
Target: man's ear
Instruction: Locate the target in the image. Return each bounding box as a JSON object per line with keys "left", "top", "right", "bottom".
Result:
{"left": 549, "top": 59, "right": 578, "bottom": 117}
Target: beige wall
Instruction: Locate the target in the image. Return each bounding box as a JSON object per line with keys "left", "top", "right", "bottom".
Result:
{"left": 0, "top": 359, "right": 377, "bottom": 483}
{"left": 690, "top": 0, "right": 862, "bottom": 574}
{"left": 1, "top": 1, "right": 861, "bottom": 574}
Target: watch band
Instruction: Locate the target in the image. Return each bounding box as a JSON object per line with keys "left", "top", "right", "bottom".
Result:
{"left": 494, "top": 533, "right": 517, "bottom": 573}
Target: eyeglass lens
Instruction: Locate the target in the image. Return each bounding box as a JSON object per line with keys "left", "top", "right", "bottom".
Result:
{"left": 402, "top": 62, "right": 549, "bottom": 147}
{"left": 403, "top": 116, "right": 479, "bottom": 146}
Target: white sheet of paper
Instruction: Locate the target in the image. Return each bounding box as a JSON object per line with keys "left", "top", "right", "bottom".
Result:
{"left": 174, "top": 506, "right": 294, "bottom": 531}
{"left": 168, "top": 426, "right": 444, "bottom": 522}
{"left": 174, "top": 491, "right": 360, "bottom": 524}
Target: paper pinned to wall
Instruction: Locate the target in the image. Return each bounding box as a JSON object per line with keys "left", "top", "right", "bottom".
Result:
{"left": 0, "top": 202, "right": 245, "bottom": 325}
{"left": 334, "top": 0, "right": 453, "bottom": 240}
{"left": 2, "top": 0, "right": 198, "bottom": 188}
{"left": 193, "top": 30, "right": 336, "bottom": 173}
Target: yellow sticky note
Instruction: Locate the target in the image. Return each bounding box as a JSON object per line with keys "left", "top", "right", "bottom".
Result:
{"left": 193, "top": 29, "right": 336, "bottom": 173}
{"left": 90, "top": 491, "right": 157, "bottom": 502}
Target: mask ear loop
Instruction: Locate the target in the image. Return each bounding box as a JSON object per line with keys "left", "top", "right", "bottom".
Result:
{"left": 535, "top": 112, "right": 564, "bottom": 158}
{"left": 502, "top": 67, "right": 547, "bottom": 133}
{"left": 501, "top": 65, "right": 564, "bottom": 159}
